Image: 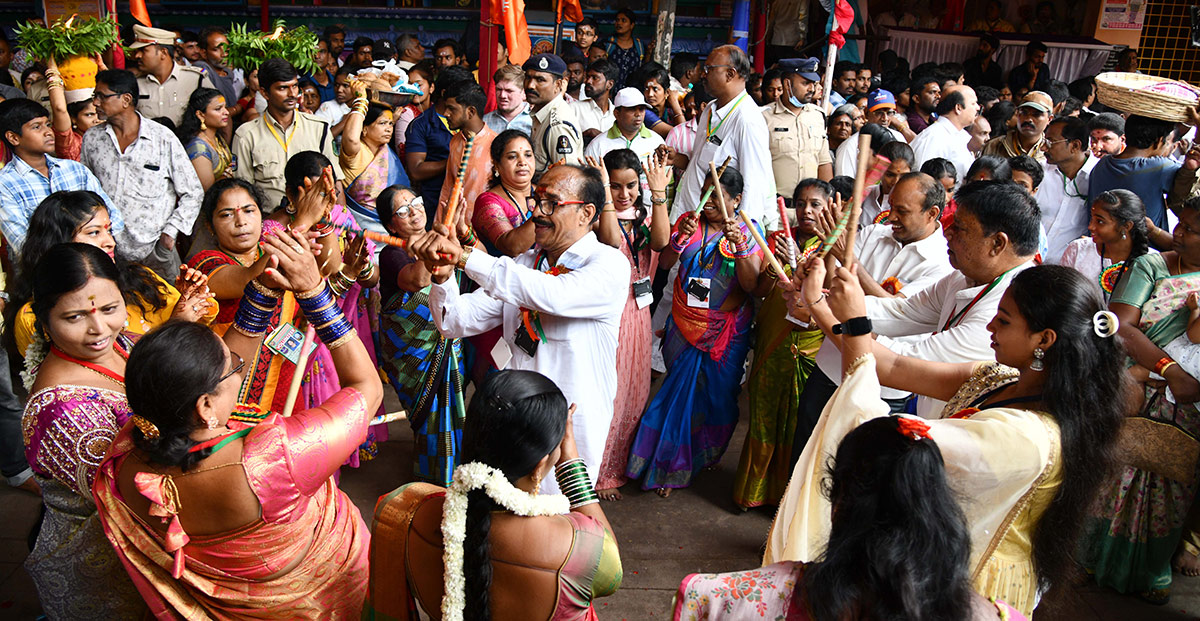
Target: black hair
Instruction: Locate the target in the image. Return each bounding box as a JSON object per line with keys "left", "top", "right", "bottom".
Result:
{"left": 803, "top": 416, "right": 973, "bottom": 621}
{"left": 881, "top": 74, "right": 910, "bottom": 100}
{"left": 713, "top": 166, "right": 745, "bottom": 202}
{"left": 323, "top": 24, "right": 347, "bottom": 38}
{"left": 575, "top": 164, "right": 607, "bottom": 224}
{"left": 1028, "top": 40, "right": 1048, "bottom": 55}
{"left": 376, "top": 185, "right": 417, "bottom": 229}
{"left": 920, "top": 157, "right": 958, "bottom": 185}
{"left": 355, "top": 102, "right": 389, "bottom": 129}
{"left": 66, "top": 100, "right": 93, "bottom": 123}
{"left": 434, "top": 66, "right": 475, "bottom": 103}
{"left": 1068, "top": 76, "right": 1095, "bottom": 102}
{"left": 284, "top": 151, "right": 334, "bottom": 205}
{"left": 1006, "top": 265, "right": 1126, "bottom": 598}
{"left": 975, "top": 85, "right": 999, "bottom": 106}
{"left": 1058, "top": 97, "right": 1084, "bottom": 118}
{"left": 1123, "top": 114, "right": 1175, "bottom": 150}
{"left": 984, "top": 100, "right": 1016, "bottom": 140}
{"left": 1116, "top": 47, "right": 1137, "bottom": 64}
{"left": 1008, "top": 155, "right": 1044, "bottom": 191}
{"left": 176, "top": 87, "right": 224, "bottom": 143}
{"left": 670, "top": 52, "right": 699, "bottom": 81}
{"left": 335, "top": 63, "right": 357, "bottom": 79}
{"left": 954, "top": 180, "right": 1040, "bottom": 255}
{"left": 460, "top": 370, "right": 568, "bottom": 621}
{"left": 937, "top": 61, "right": 964, "bottom": 83}
{"left": 0, "top": 98, "right": 49, "bottom": 148}
{"left": 966, "top": 155, "right": 1012, "bottom": 182}
{"left": 911, "top": 74, "right": 940, "bottom": 98}
{"left": 20, "top": 64, "right": 46, "bottom": 89}
{"left": 830, "top": 176, "right": 855, "bottom": 202}
{"left": 615, "top": 8, "right": 638, "bottom": 25}
{"left": 200, "top": 177, "right": 265, "bottom": 229}
{"left": 833, "top": 60, "right": 857, "bottom": 79}
{"left": 900, "top": 171, "right": 947, "bottom": 213}
{"left": 587, "top": 58, "right": 620, "bottom": 85}
{"left": 602, "top": 148, "right": 649, "bottom": 248}
{"left": 793, "top": 178, "right": 835, "bottom": 204}
{"left": 30, "top": 243, "right": 126, "bottom": 351}
{"left": 488, "top": 128, "right": 532, "bottom": 185}
{"left": 762, "top": 68, "right": 784, "bottom": 90}
{"left": 980, "top": 32, "right": 1000, "bottom": 50}
{"left": 1044, "top": 80, "right": 1069, "bottom": 106}
{"left": 180, "top": 30, "right": 199, "bottom": 45}
{"left": 446, "top": 80, "right": 487, "bottom": 117}
{"left": 349, "top": 36, "right": 372, "bottom": 53}
{"left": 846, "top": 92, "right": 868, "bottom": 109}
{"left": 127, "top": 321, "right": 230, "bottom": 471}
{"left": 859, "top": 123, "right": 896, "bottom": 153}
{"left": 934, "top": 88, "right": 965, "bottom": 116}
{"left": 258, "top": 58, "right": 299, "bottom": 91}
{"left": 576, "top": 16, "right": 599, "bottom": 32}
{"left": 434, "top": 37, "right": 464, "bottom": 59}
{"left": 911, "top": 61, "right": 939, "bottom": 80}
{"left": 1087, "top": 112, "right": 1124, "bottom": 137}
{"left": 639, "top": 62, "right": 670, "bottom": 91}
{"left": 409, "top": 60, "right": 437, "bottom": 84}
{"left": 95, "top": 68, "right": 139, "bottom": 103}
{"left": 1049, "top": 116, "right": 1088, "bottom": 150}
{"left": 878, "top": 141, "right": 916, "bottom": 170}
{"left": 1091, "top": 189, "right": 1148, "bottom": 290}
{"left": 198, "top": 26, "right": 225, "bottom": 49}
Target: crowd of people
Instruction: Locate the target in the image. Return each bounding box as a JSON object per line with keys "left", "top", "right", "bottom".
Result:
{"left": 0, "top": 5, "right": 1198, "bottom": 619}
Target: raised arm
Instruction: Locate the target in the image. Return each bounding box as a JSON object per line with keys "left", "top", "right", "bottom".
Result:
{"left": 339, "top": 80, "right": 369, "bottom": 162}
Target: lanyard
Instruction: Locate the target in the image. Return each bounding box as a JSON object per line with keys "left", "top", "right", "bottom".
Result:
{"left": 939, "top": 266, "right": 1019, "bottom": 332}
{"left": 620, "top": 221, "right": 643, "bottom": 273}
{"left": 265, "top": 120, "right": 294, "bottom": 154}
{"left": 688, "top": 222, "right": 724, "bottom": 274}
{"left": 521, "top": 253, "right": 572, "bottom": 342}
{"left": 706, "top": 92, "right": 748, "bottom": 139}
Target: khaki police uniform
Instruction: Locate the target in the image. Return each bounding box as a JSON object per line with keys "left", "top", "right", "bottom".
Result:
{"left": 137, "top": 64, "right": 214, "bottom": 127}
{"left": 231, "top": 110, "right": 343, "bottom": 212}
{"left": 763, "top": 100, "right": 831, "bottom": 199}
{"left": 531, "top": 93, "right": 583, "bottom": 174}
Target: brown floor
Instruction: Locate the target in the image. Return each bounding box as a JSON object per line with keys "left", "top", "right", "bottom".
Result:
{"left": 2, "top": 389, "right": 1199, "bottom": 619}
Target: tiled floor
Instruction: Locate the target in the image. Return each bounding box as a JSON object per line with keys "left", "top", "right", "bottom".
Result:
{"left": 2, "top": 389, "right": 1199, "bottom": 619}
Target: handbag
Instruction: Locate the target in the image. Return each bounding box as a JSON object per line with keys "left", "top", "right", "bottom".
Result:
{"left": 1116, "top": 386, "right": 1200, "bottom": 485}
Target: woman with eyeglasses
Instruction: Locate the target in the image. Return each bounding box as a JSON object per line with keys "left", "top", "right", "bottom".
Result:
{"left": 92, "top": 228, "right": 384, "bottom": 619}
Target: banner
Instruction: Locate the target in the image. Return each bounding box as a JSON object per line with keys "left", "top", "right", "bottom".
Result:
{"left": 493, "top": 0, "right": 530, "bottom": 64}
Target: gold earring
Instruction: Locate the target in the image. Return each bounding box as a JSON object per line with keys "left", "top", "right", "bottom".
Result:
{"left": 531, "top": 471, "right": 542, "bottom": 495}
{"left": 200, "top": 118, "right": 207, "bottom": 131}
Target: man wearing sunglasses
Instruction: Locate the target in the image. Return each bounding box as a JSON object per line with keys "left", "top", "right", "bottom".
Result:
{"left": 409, "top": 163, "right": 631, "bottom": 494}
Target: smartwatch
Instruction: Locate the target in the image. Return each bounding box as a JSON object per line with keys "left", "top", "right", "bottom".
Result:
{"left": 832, "top": 316, "right": 873, "bottom": 337}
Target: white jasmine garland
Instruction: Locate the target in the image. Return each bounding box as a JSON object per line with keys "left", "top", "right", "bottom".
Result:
{"left": 21, "top": 332, "right": 48, "bottom": 392}
{"left": 441, "top": 462, "right": 569, "bottom": 621}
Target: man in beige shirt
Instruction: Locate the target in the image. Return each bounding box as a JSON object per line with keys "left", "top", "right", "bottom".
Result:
{"left": 129, "top": 24, "right": 213, "bottom": 126}
{"left": 981, "top": 90, "right": 1052, "bottom": 163}
{"left": 525, "top": 54, "right": 582, "bottom": 174}
{"left": 231, "top": 58, "right": 342, "bottom": 211}
{"left": 762, "top": 57, "right": 832, "bottom": 199}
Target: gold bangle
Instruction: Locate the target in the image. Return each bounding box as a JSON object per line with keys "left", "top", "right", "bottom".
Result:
{"left": 296, "top": 280, "right": 328, "bottom": 300}
{"left": 326, "top": 327, "right": 359, "bottom": 350}
{"left": 250, "top": 279, "right": 284, "bottom": 298}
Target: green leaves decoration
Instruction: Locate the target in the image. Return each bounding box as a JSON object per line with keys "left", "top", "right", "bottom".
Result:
{"left": 15, "top": 16, "right": 118, "bottom": 62}
{"left": 224, "top": 21, "right": 321, "bottom": 75}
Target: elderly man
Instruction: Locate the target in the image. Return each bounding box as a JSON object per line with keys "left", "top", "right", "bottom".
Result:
{"left": 982, "top": 91, "right": 1052, "bottom": 161}
{"left": 584, "top": 87, "right": 664, "bottom": 160}
{"left": 525, "top": 53, "right": 583, "bottom": 174}
{"left": 129, "top": 24, "right": 214, "bottom": 126}
{"left": 410, "top": 164, "right": 631, "bottom": 490}
{"left": 763, "top": 57, "right": 832, "bottom": 198}
{"left": 675, "top": 44, "right": 776, "bottom": 228}
{"left": 395, "top": 34, "right": 425, "bottom": 70}
{"left": 1039, "top": 117, "right": 1097, "bottom": 263}
{"left": 791, "top": 171, "right": 954, "bottom": 455}
{"left": 911, "top": 84, "right": 980, "bottom": 180}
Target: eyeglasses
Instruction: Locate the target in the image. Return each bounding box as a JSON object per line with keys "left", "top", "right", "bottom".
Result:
{"left": 1044, "top": 137, "right": 1070, "bottom": 147}
{"left": 533, "top": 197, "right": 586, "bottom": 216}
{"left": 393, "top": 196, "right": 425, "bottom": 219}
{"left": 219, "top": 352, "right": 245, "bottom": 383}
{"left": 92, "top": 91, "right": 121, "bottom": 102}
{"left": 702, "top": 64, "right": 734, "bottom": 73}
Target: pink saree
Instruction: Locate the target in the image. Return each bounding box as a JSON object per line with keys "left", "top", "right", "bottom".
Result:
{"left": 92, "top": 388, "right": 373, "bottom": 620}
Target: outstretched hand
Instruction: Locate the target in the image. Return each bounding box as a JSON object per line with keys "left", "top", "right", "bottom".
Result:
{"left": 259, "top": 227, "right": 323, "bottom": 292}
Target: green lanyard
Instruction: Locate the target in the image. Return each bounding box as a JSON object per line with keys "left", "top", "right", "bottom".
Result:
{"left": 706, "top": 92, "right": 748, "bottom": 139}
{"left": 939, "top": 265, "right": 1020, "bottom": 332}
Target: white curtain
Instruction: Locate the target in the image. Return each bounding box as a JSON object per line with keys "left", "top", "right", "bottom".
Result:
{"left": 880, "top": 29, "right": 1113, "bottom": 85}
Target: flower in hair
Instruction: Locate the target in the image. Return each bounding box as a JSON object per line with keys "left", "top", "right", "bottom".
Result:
{"left": 895, "top": 416, "right": 932, "bottom": 441}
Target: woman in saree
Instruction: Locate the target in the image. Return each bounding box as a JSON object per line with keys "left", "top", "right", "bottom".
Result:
{"left": 376, "top": 184, "right": 467, "bottom": 486}
{"left": 8, "top": 190, "right": 215, "bottom": 359}
{"left": 1058, "top": 189, "right": 1150, "bottom": 301}
{"left": 93, "top": 229, "right": 384, "bottom": 619}
{"left": 677, "top": 416, "right": 1027, "bottom": 621}
{"left": 366, "top": 370, "right": 621, "bottom": 620}
{"left": 178, "top": 87, "right": 233, "bottom": 191}
{"left": 21, "top": 243, "right": 149, "bottom": 619}
{"left": 625, "top": 166, "right": 764, "bottom": 496}
{"left": 472, "top": 129, "right": 537, "bottom": 258}
{"left": 768, "top": 260, "right": 1125, "bottom": 617}
{"left": 341, "top": 77, "right": 410, "bottom": 241}
{"left": 731, "top": 179, "right": 829, "bottom": 511}
{"left": 589, "top": 149, "right": 670, "bottom": 501}
{"left": 1083, "top": 195, "right": 1200, "bottom": 603}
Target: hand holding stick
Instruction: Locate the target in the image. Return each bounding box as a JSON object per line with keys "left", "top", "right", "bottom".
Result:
{"left": 709, "top": 161, "right": 731, "bottom": 221}
{"left": 693, "top": 156, "right": 733, "bottom": 215}
{"left": 441, "top": 130, "right": 477, "bottom": 228}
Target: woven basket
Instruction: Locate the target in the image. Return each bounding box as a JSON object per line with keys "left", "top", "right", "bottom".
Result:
{"left": 1096, "top": 72, "right": 1200, "bottom": 122}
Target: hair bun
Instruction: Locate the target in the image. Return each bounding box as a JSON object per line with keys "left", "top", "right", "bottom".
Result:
{"left": 1092, "top": 310, "right": 1119, "bottom": 338}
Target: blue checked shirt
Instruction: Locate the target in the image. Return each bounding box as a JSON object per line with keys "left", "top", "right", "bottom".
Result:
{"left": 0, "top": 154, "right": 122, "bottom": 252}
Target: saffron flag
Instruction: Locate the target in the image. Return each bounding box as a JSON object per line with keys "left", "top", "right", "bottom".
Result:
{"left": 559, "top": 0, "right": 584, "bottom": 25}
{"left": 493, "top": 0, "right": 531, "bottom": 65}
{"left": 828, "top": 0, "right": 855, "bottom": 49}
{"left": 130, "top": 0, "right": 152, "bottom": 27}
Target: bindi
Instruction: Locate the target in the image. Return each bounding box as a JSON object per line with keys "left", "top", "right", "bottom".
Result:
{"left": 88, "top": 295, "right": 98, "bottom": 313}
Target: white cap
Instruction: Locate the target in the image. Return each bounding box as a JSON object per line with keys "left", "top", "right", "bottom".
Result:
{"left": 612, "top": 87, "right": 648, "bottom": 109}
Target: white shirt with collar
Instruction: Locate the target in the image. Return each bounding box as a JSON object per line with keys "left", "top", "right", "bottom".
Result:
{"left": 571, "top": 97, "right": 614, "bottom": 135}
{"left": 674, "top": 88, "right": 778, "bottom": 230}
{"left": 834, "top": 127, "right": 907, "bottom": 178}
{"left": 860, "top": 184, "right": 890, "bottom": 228}
{"left": 911, "top": 116, "right": 975, "bottom": 182}
{"left": 315, "top": 100, "right": 350, "bottom": 126}
{"left": 1038, "top": 155, "right": 1098, "bottom": 264}
{"left": 864, "top": 260, "right": 1035, "bottom": 418}
{"left": 429, "top": 232, "right": 631, "bottom": 491}
{"left": 814, "top": 223, "right": 954, "bottom": 399}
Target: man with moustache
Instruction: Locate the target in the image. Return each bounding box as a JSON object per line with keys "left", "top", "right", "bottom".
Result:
{"left": 572, "top": 59, "right": 618, "bottom": 142}
{"left": 408, "top": 163, "right": 630, "bottom": 491}
{"left": 981, "top": 91, "right": 1052, "bottom": 162}
{"left": 563, "top": 52, "right": 587, "bottom": 102}
{"left": 193, "top": 27, "right": 246, "bottom": 119}
{"left": 583, "top": 87, "right": 663, "bottom": 160}
{"left": 525, "top": 53, "right": 583, "bottom": 174}
{"left": 232, "top": 58, "right": 340, "bottom": 211}
{"left": 129, "top": 24, "right": 214, "bottom": 126}
{"left": 911, "top": 83, "right": 980, "bottom": 180}
{"left": 763, "top": 57, "right": 832, "bottom": 198}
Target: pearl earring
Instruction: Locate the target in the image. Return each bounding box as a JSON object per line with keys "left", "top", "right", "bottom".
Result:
{"left": 206, "top": 418, "right": 219, "bottom": 430}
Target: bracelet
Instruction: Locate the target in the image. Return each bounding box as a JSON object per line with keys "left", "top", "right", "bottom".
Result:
{"left": 456, "top": 245, "right": 474, "bottom": 271}
{"left": 1160, "top": 361, "right": 1179, "bottom": 376}
{"left": 651, "top": 196, "right": 668, "bottom": 205}
{"left": 358, "top": 261, "right": 375, "bottom": 281}
{"left": 296, "top": 280, "right": 328, "bottom": 300}
{"left": 232, "top": 281, "right": 280, "bottom": 336}
{"left": 295, "top": 282, "right": 356, "bottom": 346}
{"left": 802, "top": 292, "right": 827, "bottom": 308}
{"left": 458, "top": 227, "right": 477, "bottom": 246}
{"left": 554, "top": 461, "right": 598, "bottom": 509}
{"left": 669, "top": 231, "right": 690, "bottom": 253}
{"left": 311, "top": 220, "right": 337, "bottom": 237}
{"left": 730, "top": 237, "right": 752, "bottom": 258}
{"left": 602, "top": 208, "right": 616, "bottom": 213}
{"left": 1156, "top": 356, "right": 1175, "bottom": 375}
{"left": 329, "top": 270, "right": 355, "bottom": 298}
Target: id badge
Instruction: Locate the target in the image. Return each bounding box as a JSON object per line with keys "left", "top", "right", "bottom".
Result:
{"left": 686, "top": 277, "right": 711, "bottom": 309}
{"left": 632, "top": 277, "right": 653, "bottom": 310}
{"left": 265, "top": 322, "right": 318, "bottom": 365}
{"left": 513, "top": 324, "right": 540, "bottom": 357}
{"left": 490, "top": 338, "right": 512, "bottom": 370}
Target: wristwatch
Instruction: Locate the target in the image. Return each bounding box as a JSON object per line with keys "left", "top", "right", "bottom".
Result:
{"left": 832, "top": 316, "right": 872, "bottom": 336}
{"left": 455, "top": 245, "right": 473, "bottom": 271}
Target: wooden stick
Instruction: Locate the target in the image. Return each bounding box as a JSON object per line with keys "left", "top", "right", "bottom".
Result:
{"left": 441, "top": 130, "right": 477, "bottom": 228}
{"left": 693, "top": 156, "right": 733, "bottom": 215}
{"left": 281, "top": 325, "right": 316, "bottom": 418}
{"left": 776, "top": 196, "right": 796, "bottom": 269}
{"left": 738, "top": 210, "right": 787, "bottom": 277}
{"left": 709, "top": 161, "right": 731, "bottom": 221}
{"left": 842, "top": 133, "right": 874, "bottom": 270}
{"left": 320, "top": 218, "right": 454, "bottom": 261}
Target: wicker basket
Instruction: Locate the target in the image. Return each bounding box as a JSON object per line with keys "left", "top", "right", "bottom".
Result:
{"left": 1096, "top": 72, "right": 1200, "bottom": 123}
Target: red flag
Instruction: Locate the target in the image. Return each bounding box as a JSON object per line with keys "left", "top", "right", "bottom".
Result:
{"left": 493, "top": 0, "right": 530, "bottom": 65}
{"left": 559, "top": 0, "right": 584, "bottom": 25}
{"left": 829, "top": 0, "right": 854, "bottom": 49}
{"left": 130, "top": 0, "right": 152, "bottom": 27}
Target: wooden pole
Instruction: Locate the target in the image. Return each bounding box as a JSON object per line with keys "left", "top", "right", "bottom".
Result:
{"left": 480, "top": 0, "right": 499, "bottom": 113}
{"left": 552, "top": 0, "right": 564, "bottom": 55}
{"left": 751, "top": 0, "right": 767, "bottom": 74}
{"left": 708, "top": 161, "right": 730, "bottom": 221}
{"left": 841, "top": 132, "right": 873, "bottom": 270}
{"left": 822, "top": 42, "right": 838, "bottom": 114}
{"left": 653, "top": 0, "right": 678, "bottom": 67}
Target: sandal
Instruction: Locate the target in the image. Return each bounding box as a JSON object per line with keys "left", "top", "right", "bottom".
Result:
{"left": 1139, "top": 588, "right": 1171, "bottom": 606}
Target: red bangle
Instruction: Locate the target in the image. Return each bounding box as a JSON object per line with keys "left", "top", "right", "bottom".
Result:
{"left": 1156, "top": 356, "right": 1175, "bottom": 375}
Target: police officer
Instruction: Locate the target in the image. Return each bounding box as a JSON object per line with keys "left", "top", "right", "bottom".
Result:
{"left": 762, "top": 57, "right": 833, "bottom": 198}
{"left": 523, "top": 53, "right": 582, "bottom": 174}
{"left": 129, "top": 24, "right": 214, "bottom": 126}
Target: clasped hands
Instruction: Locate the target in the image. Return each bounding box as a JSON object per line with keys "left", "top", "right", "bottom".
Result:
{"left": 777, "top": 253, "right": 868, "bottom": 326}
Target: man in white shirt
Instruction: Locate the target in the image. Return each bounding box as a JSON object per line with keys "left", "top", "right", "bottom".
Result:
{"left": 674, "top": 44, "right": 777, "bottom": 229}
{"left": 792, "top": 172, "right": 954, "bottom": 459}
{"left": 482, "top": 64, "right": 532, "bottom": 136}
{"left": 911, "top": 84, "right": 981, "bottom": 181}
{"left": 860, "top": 141, "right": 915, "bottom": 227}
{"left": 411, "top": 164, "right": 630, "bottom": 490}
{"left": 395, "top": 34, "right": 424, "bottom": 70}
{"left": 1039, "top": 117, "right": 1097, "bottom": 263}
{"left": 315, "top": 66, "right": 353, "bottom": 138}
{"left": 584, "top": 87, "right": 665, "bottom": 160}
{"left": 572, "top": 59, "right": 617, "bottom": 142}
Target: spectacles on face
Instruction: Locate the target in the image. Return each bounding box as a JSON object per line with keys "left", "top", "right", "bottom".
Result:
{"left": 92, "top": 91, "right": 121, "bottom": 102}
{"left": 1044, "top": 137, "right": 1070, "bottom": 147}
{"left": 533, "top": 197, "right": 586, "bottom": 216}
{"left": 219, "top": 352, "right": 245, "bottom": 383}
{"left": 393, "top": 196, "right": 424, "bottom": 219}
{"left": 703, "top": 64, "right": 733, "bottom": 74}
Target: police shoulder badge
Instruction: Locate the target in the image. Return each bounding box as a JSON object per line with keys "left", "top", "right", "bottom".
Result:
{"left": 556, "top": 135, "right": 573, "bottom": 154}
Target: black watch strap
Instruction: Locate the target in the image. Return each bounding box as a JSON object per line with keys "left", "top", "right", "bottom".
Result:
{"left": 832, "top": 316, "right": 872, "bottom": 336}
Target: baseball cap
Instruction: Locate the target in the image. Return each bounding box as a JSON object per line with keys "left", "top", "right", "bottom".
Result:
{"left": 522, "top": 53, "right": 568, "bottom": 77}
{"left": 613, "top": 87, "right": 649, "bottom": 109}
{"left": 867, "top": 89, "right": 897, "bottom": 112}
{"left": 1019, "top": 91, "right": 1054, "bottom": 114}
{"left": 779, "top": 57, "right": 821, "bottom": 82}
